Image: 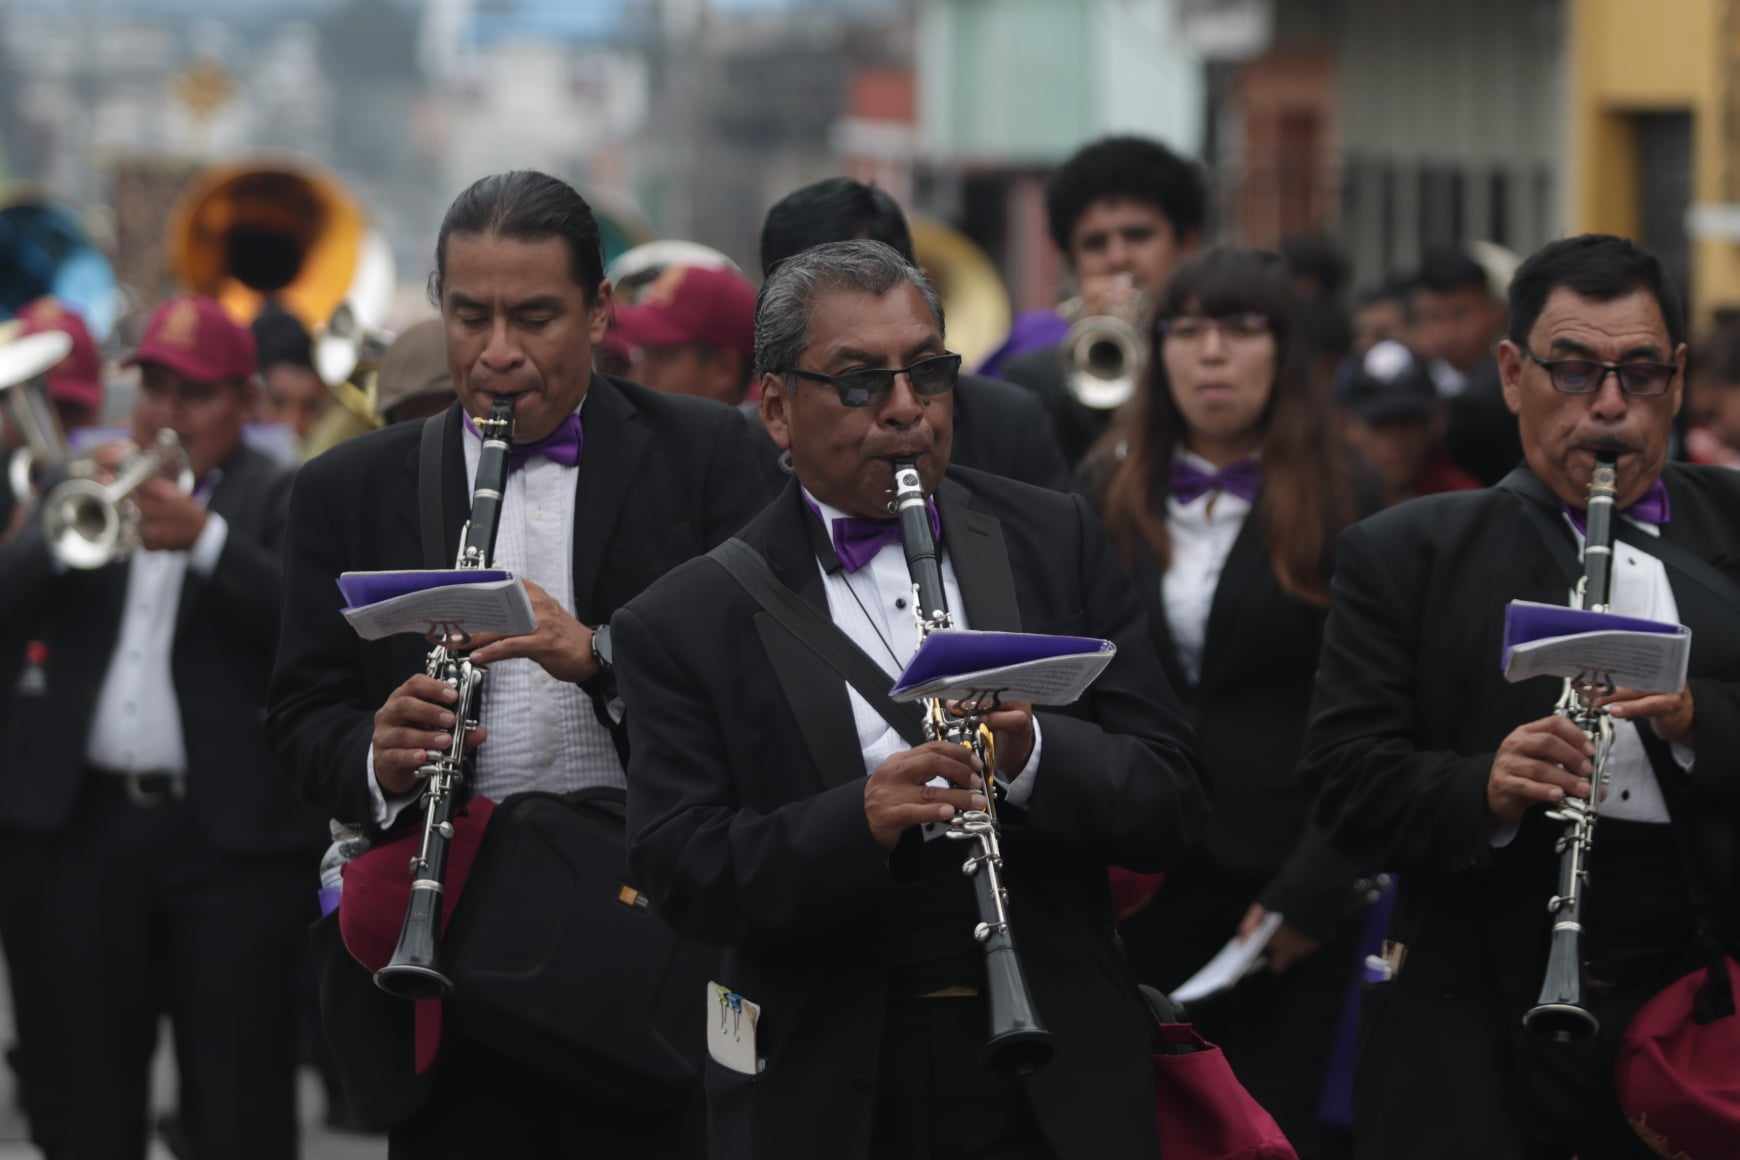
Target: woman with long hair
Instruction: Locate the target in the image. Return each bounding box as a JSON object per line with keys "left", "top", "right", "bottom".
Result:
{"left": 1082, "top": 247, "right": 1370, "bottom": 1158}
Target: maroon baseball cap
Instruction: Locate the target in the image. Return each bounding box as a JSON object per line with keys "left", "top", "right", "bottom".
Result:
{"left": 17, "top": 298, "right": 103, "bottom": 417}
{"left": 125, "top": 296, "right": 258, "bottom": 384}
{"left": 611, "top": 265, "right": 756, "bottom": 361}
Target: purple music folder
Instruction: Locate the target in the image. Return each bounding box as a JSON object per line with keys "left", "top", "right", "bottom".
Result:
{"left": 1500, "top": 600, "right": 1689, "bottom": 691}
{"left": 337, "top": 569, "right": 512, "bottom": 609}
{"left": 891, "top": 629, "right": 1115, "bottom": 705}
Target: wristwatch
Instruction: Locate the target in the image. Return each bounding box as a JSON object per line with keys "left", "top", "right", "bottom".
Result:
{"left": 589, "top": 621, "right": 614, "bottom": 675}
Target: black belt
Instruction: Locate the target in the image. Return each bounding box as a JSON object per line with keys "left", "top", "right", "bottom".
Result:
{"left": 88, "top": 766, "right": 187, "bottom": 807}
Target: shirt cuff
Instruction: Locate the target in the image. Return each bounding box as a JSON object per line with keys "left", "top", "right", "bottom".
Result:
{"left": 365, "top": 744, "right": 418, "bottom": 829}
{"left": 1669, "top": 739, "right": 1695, "bottom": 771}
{"left": 998, "top": 717, "right": 1042, "bottom": 809}
{"left": 1489, "top": 818, "right": 1520, "bottom": 849}
{"left": 188, "top": 512, "right": 229, "bottom": 576}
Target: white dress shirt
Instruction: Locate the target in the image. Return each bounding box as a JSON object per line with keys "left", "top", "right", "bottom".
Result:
{"left": 85, "top": 505, "right": 230, "bottom": 774}
{"left": 1491, "top": 510, "right": 1690, "bottom": 846}
{"left": 804, "top": 490, "right": 1040, "bottom": 818}
{"left": 1161, "top": 450, "right": 1253, "bottom": 687}
{"left": 369, "top": 409, "right": 622, "bottom": 825}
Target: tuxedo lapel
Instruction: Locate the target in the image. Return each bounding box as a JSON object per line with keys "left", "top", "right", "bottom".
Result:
{"left": 936, "top": 477, "right": 1021, "bottom": 632}
{"left": 1196, "top": 504, "right": 1266, "bottom": 691}
{"left": 439, "top": 403, "right": 469, "bottom": 566}
{"left": 173, "top": 445, "right": 260, "bottom": 640}
{"left": 569, "top": 378, "right": 652, "bottom": 623}
{"left": 741, "top": 481, "right": 867, "bottom": 792}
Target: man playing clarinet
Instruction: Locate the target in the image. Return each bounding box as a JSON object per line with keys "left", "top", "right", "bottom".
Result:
{"left": 1302, "top": 234, "right": 1740, "bottom": 1160}
{"left": 269, "top": 170, "right": 776, "bottom": 1155}
{"left": 614, "top": 239, "right": 1207, "bottom": 1160}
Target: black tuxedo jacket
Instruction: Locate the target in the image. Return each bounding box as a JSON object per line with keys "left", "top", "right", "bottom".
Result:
{"left": 953, "top": 371, "right": 1070, "bottom": 489}
{"left": 1123, "top": 504, "right": 1362, "bottom": 938}
{"left": 268, "top": 375, "right": 781, "bottom": 824}
{"left": 0, "top": 444, "right": 319, "bottom": 852}
{"left": 1301, "top": 463, "right": 1740, "bottom": 1016}
{"left": 1000, "top": 343, "right": 1113, "bottom": 468}
{"left": 614, "top": 468, "right": 1206, "bottom": 1160}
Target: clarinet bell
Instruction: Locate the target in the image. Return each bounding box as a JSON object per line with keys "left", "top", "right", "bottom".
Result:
{"left": 983, "top": 941, "right": 1054, "bottom": 1075}
{"left": 1522, "top": 931, "right": 1599, "bottom": 1042}
{"left": 375, "top": 884, "right": 453, "bottom": 1000}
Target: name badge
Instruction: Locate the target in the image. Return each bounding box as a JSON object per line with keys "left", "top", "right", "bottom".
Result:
{"left": 707, "top": 981, "right": 764, "bottom": 1076}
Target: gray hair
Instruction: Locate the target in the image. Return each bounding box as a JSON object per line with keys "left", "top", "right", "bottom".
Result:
{"left": 753, "top": 239, "right": 945, "bottom": 377}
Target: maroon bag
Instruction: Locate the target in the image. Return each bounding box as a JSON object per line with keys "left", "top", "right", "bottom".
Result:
{"left": 1141, "top": 986, "right": 1299, "bottom": 1160}
{"left": 1616, "top": 952, "right": 1740, "bottom": 1157}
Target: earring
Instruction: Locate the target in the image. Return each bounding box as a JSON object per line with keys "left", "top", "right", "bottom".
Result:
{"left": 777, "top": 450, "right": 794, "bottom": 474}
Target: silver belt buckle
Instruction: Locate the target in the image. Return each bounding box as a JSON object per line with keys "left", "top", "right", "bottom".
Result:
{"left": 123, "top": 771, "right": 184, "bottom": 807}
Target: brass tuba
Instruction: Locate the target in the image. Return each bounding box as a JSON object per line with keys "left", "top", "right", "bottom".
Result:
{"left": 166, "top": 161, "right": 394, "bottom": 332}
{"left": 909, "top": 216, "right": 1013, "bottom": 372}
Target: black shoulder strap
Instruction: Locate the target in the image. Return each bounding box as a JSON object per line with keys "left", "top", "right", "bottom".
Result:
{"left": 1497, "top": 470, "right": 1740, "bottom": 606}
{"left": 707, "top": 537, "right": 926, "bottom": 748}
{"left": 418, "top": 411, "right": 448, "bottom": 570}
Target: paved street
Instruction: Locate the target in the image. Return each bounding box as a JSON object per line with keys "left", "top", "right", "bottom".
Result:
{"left": 0, "top": 979, "right": 386, "bottom": 1159}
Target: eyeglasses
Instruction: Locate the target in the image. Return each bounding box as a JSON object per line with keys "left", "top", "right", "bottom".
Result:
{"left": 1160, "top": 313, "right": 1271, "bottom": 345}
{"left": 1526, "top": 351, "right": 1678, "bottom": 398}
{"left": 781, "top": 352, "right": 962, "bottom": 408}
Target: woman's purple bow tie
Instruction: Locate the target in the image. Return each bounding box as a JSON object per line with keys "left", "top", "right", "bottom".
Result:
{"left": 1169, "top": 457, "right": 1262, "bottom": 505}
{"left": 804, "top": 495, "right": 942, "bottom": 573}
{"left": 463, "top": 410, "right": 584, "bottom": 469}
{"left": 1565, "top": 478, "right": 1670, "bottom": 533}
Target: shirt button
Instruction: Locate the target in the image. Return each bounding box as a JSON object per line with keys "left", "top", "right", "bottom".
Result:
{"left": 895, "top": 598, "right": 907, "bottom": 610}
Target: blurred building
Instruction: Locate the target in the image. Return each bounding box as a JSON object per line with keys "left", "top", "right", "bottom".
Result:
{"left": 913, "top": 0, "right": 1206, "bottom": 313}
{"left": 1569, "top": 0, "right": 1734, "bottom": 324}
{"left": 1202, "top": 0, "right": 1566, "bottom": 287}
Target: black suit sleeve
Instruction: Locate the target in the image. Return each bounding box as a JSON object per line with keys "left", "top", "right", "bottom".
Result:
{"left": 0, "top": 524, "right": 59, "bottom": 623}
{"left": 199, "top": 470, "right": 293, "bottom": 653}
{"left": 616, "top": 598, "right": 894, "bottom": 946}
{"left": 1686, "top": 678, "right": 1740, "bottom": 802}
{"left": 1300, "top": 520, "right": 1497, "bottom": 874}
{"left": 267, "top": 462, "right": 377, "bottom": 824}
{"left": 1015, "top": 494, "right": 1208, "bottom": 869}
{"left": 1257, "top": 824, "right": 1364, "bottom": 941}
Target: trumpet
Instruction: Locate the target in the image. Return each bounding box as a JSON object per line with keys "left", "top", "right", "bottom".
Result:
{"left": 1524, "top": 452, "right": 1619, "bottom": 1041}
{"left": 1, "top": 328, "right": 76, "bottom": 503}
{"left": 891, "top": 459, "right": 1053, "bottom": 1075}
{"left": 1060, "top": 289, "right": 1149, "bottom": 412}
{"left": 376, "top": 395, "right": 515, "bottom": 999}
{"left": 41, "top": 429, "right": 194, "bottom": 571}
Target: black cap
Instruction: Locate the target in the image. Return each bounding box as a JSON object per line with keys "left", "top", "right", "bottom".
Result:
{"left": 1334, "top": 340, "right": 1437, "bottom": 424}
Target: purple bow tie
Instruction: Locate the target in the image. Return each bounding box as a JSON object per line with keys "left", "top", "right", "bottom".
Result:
{"left": 804, "top": 494, "right": 942, "bottom": 574}
{"left": 1565, "top": 478, "right": 1671, "bottom": 533}
{"left": 1170, "top": 456, "right": 1262, "bottom": 505}
{"left": 463, "top": 410, "right": 584, "bottom": 469}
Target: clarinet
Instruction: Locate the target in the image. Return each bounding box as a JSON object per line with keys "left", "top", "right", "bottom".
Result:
{"left": 376, "top": 396, "right": 515, "bottom": 999}
{"left": 1523, "top": 451, "right": 1619, "bottom": 1041}
{"left": 891, "top": 460, "right": 1054, "bottom": 1074}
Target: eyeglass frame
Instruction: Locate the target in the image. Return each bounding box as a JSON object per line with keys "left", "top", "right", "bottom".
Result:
{"left": 1524, "top": 350, "right": 1680, "bottom": 398}
{"left": 777, "top": 352, "right": 963, "bottom": 408}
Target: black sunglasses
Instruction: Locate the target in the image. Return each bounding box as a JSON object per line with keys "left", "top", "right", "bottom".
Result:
{"left": 781, "top": 353, "right": 962, "bottom": 408}
{"left": 1526, "top": 351, "right": 1678, "bottom": 398}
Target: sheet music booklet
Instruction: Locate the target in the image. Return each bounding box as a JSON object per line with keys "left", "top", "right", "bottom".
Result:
{"left": 337, "top": 569, "right": 535, "bottom": 643}
{"left": 1501, "top": 600, "right": 1690, "bottom": 692}
{"left": 890, "top": 629, "right": 1116, "bottom": 705}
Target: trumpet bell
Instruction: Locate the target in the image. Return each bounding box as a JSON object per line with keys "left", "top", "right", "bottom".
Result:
{"left": 1062, "top": 311, "right": 1145, "bottom": 411}
{"left": 1, "top": 329, "right": 76, "bottom": 502}
{"left": 40, "top": 430, "right": 193, "bottom": 570}
{"left": 42, "top": 476, "right": 123, "bottom": 571}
